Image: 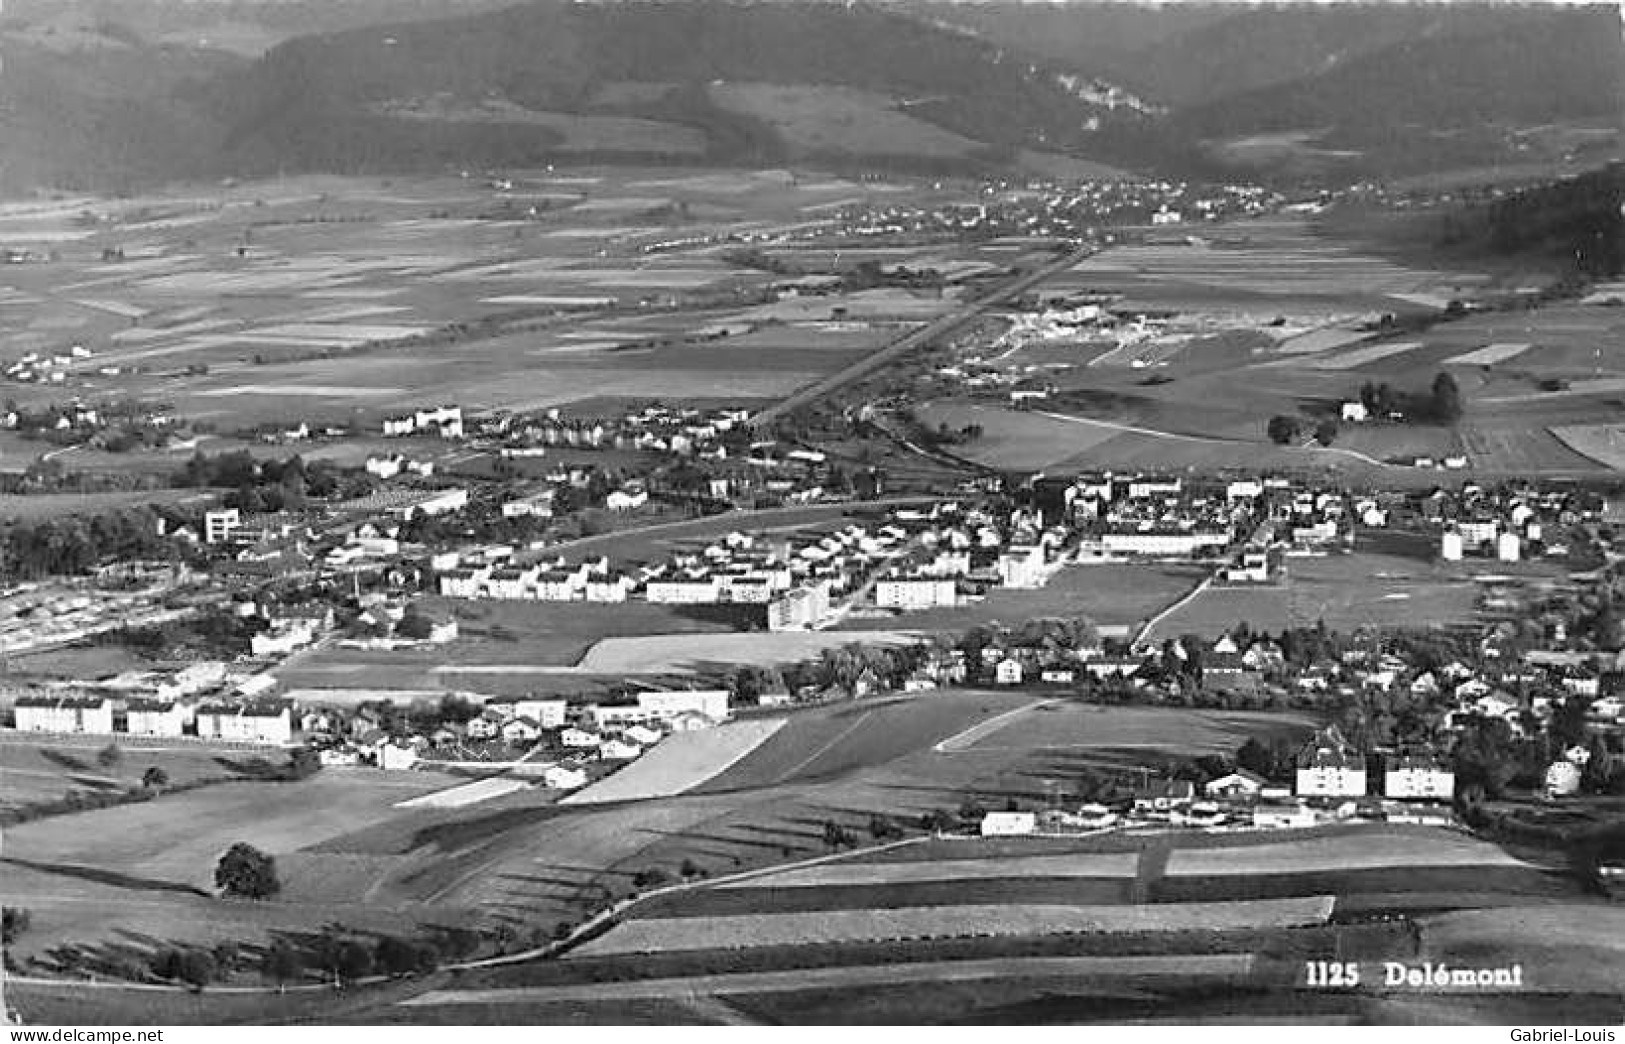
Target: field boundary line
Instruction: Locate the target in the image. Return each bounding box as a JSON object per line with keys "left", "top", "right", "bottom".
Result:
{"left": 933, "top": 698, "right": 1062, "bottom": 754}
{"left": 769, "top": 710, "right": 877, "bottom": 783}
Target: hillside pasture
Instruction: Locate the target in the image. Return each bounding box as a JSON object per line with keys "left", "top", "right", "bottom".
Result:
{"left": 2, "top": 770, "right": 444, "bottom": 891}
{"left": 1549, "top": 424, "right": 1625, "bottom": 470}
{"left": 0, "top": 737, "right": 280, "bottom": 814}
{"left": 708, "top": 83, "right": 984, "bottom": 159}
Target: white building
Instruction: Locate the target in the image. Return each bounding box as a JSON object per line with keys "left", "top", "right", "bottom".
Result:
{"left": 1101, "top": 530, "right": 1229, "bottom": 557}
{"left": 994, "top": 658, "right": 1024, "bottom": 685}
{"left": 874, "top": 577, "right": 957, "bottom": 610}
{"left": 997, "top": 545, "right": 1046, "bottom": 589}
{"left": 543, "top": 764, "right": 588, "bottom": 790}
{"left": 1295, "top": 727, "right": 1367, "bottom": 798}
{"left": 1384, "top": 753, "right": 1455, "bottom": 800}
{"left": 126, "top": 698, "right": 187, "bottom": 738}
{"left": 13, "top": 694, "right": 115, "bottom": 734}
{"left": 204, "top": 508, "right": 241, "bottom": 545}
{"left": 195, "top": 702, "right": 292, "bottom": 745}
{"left": 768, "top": 583, "right": 830, "bottom": 632}
{"left": 378, "top": 741, "right": 419, "bottom": 771}
{"left": 979, "top": 811, "right": 1036, "bottom": 836}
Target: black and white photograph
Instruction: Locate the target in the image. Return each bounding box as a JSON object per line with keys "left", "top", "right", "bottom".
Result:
{"left": 0, "top": 0, "right": 1621, "bottom": 1029}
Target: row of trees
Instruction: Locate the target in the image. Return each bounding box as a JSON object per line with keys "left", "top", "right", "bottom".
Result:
{"left": 0, "top": 505, "right": 181, "bottom": 579}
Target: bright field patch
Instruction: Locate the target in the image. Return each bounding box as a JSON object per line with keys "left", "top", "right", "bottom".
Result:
{"left": 1306, "top": 341, "right": 1425, "bottom": 370}
{"left": 1549, "top": 424, "right": 1625, "bottom": 470}
{"left": 720, "top": 851, "right": 1138, "bottom": 889}
{"left": 1445, "top": 342, "right": 1532, "bottom": 366}
{"left": 561, "top": 718, "right": 788, "bottom": 805}
{"left": 1165, "top": 830, "right": 1526, "bottom": 876}
{"left": 576, "top": 896, "right": 1334, "bottom": 955}
{"left": 396, "top": 776, "right": 534, "bottom": 809}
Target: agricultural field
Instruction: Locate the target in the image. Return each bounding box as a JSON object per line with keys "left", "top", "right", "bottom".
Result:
{"left": 1140, "top": 551, "right": 1492, "bottom": 642}
{"left": 956, "top": 215, "right": 1624, "bottom": 482}
{"left": 948, "top": 702, "right": 1316, "bottom": 757}
{"left": 562, "top": 718, "right": 790, "bottom": 805}
{"left": 835, "top": 560, "right": 1206, "bottom": 633}
{"left": 573, "top": 896, "right": 1337, "bottom": 955}
{"left": 0, "top": 168, "right": 1000, "bottom": 450}
{"left": 391, "top": 821, "right": 1614, "bottom": 1024}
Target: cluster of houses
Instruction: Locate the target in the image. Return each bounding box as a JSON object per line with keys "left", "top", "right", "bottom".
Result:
{"left": 826, "top": 178, "right": 1277, "bottom": 243}
{"left": 981, "top": 726, "right": 1458, "bottom": 837}
{"left": 304, "top": 688, "right": 732, "bottom": 783}
{"left": 2, "top": 345, "right": 93, "bottom": 385}
{"left": 494, "top": 403, "right": 752, "bottom": 459}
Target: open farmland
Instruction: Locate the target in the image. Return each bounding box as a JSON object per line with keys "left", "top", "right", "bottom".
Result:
{"left": 1164, "top": 831, "right": 1530, "bottom": 875}
{"left": 0, "top": 169, "right": 1006, "bottom": 441}
{"left": 1140, "top": 551, "right": 1489, "bottom": 642}
{"left": 950, "top": 702, "right": 1317, "bottom": 756}
{"left": 574, "top": 896, "right": 1336, "bottom": 956}
{"left": 837, "top": 561, "right": 1206, "bottom": 633}
{"left": 719, "top": 851, "right": 1138, "bottom": 889}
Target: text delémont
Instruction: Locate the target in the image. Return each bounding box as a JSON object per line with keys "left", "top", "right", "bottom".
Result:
{"left": 1382, "top": 961, "right": 1523, "bottom": 989}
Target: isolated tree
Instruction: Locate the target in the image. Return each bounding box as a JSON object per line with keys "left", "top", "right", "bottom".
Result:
{"left": 96, "top": 743, "right": 122, "bottom": 769}
{"left": 175, "top": 950, "right": 215, "bottom": 991}
{"left": 1431, "top": 371, "right": 1464, "bottom": 424}
{"left": 1, "top": 907, "right": 31, "bottom": 944}
{"left": 1266, "top": 415, "right": 1302, "bottom": 445}
{"left": 1314, "top": 419, "right": 1339, "bottom": 446}
{"left": 214, "top": 842, "right": 280, "bottom": 899}
{"left": 141, "top": 765, "right": 169, "bottom": 790}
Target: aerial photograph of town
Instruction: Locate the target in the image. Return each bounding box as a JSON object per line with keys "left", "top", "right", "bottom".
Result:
{"left": 0, "top": 0, "right": 1620, "bottom": 1029}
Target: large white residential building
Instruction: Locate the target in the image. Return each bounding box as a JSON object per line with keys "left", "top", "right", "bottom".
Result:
{"left": 14, "top": 694, "right": 116, "bottom": 734}
{"left": 874, "top": 577, "right": 957, "bottom": 610}
{"left": 126, "top": 698, "right": 187, "bottom": 738}
{"left": 1384, "top": 752, "right": 1455, "bottom": 800}
{"left": 195, "top": 702, "right": 292, "bottom": 745}
{"left": 1295, "top": 726, "right": 1367, "bottom": 798}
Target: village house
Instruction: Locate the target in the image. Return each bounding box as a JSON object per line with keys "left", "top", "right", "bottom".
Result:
{"left": 979, "top": 811, "right": 1037, "bottom": 836}
{"left": 599, "top": 738, "right": 643, "bottom": 760}
{"left": 1203, "top": 769, "right": 1269, "bottom": 801}
{"left": 543, "top": 764, "right": 588, "bottom": 790}
{"left": 500, "top": 716, "right": 543, "bottom": 744}
{"left": 561, "top": 727, "right": 602, "bottom": 748}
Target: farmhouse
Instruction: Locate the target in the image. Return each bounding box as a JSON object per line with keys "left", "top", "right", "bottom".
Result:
{"left": 1204, "top": 769, "right": 1268, "bottom": 800}
{"left": 13, "top": 693, "right": 115, "bottom": 734}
